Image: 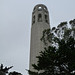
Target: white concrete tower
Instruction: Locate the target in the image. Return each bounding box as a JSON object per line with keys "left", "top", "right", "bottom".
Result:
{"left": 29, "top": 4, "right": 50, "bottom": 71}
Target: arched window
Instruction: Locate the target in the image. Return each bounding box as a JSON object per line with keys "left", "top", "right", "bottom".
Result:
{"left": 38, "top": 6, "right": 42, "bottom": 11}
{"left": 38, "top": 14, "right": 42, "bottom": 22}
{"left": 45, "top": 15, "right": 48, "bottom": 23}
{"left": 32, "top": 15, "right": 35, "bottom": 24}
{"left": 44, "top": 7, "right": 46, "bottom": 10}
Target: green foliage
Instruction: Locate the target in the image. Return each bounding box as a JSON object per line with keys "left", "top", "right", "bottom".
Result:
{"left": 0, "top": 64, "right": 22, "bottom": 75}
{"left": 28, "top": 19, "right": 75, "bottom": 75}
{"left": 29, "top": 37, "right": 75, "bottom": 75}
{"left": 9, "top": 71, "right": 22, "bottom": 75}
{"left": 0, "top": 64, "right": 13, "bottom": 75}
{"left": 0, "top": 71, "right": 5, "bottom": 75}
{"left": 57, "top": 22, "right": 67, "bottom": 28}
{"left": 41, "top": 19, "right": 75, "bottom": 46}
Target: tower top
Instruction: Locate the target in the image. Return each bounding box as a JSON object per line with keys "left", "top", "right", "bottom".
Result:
{"left": 32, "top": 4, "right": 49, "bottom": 25}
{"left": 33, "top": 4, "right": 48, "bottom": 12}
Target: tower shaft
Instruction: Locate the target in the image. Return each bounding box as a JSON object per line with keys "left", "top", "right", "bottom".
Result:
{"left": 29, "top": 4, "right": 50, "bottom": 71}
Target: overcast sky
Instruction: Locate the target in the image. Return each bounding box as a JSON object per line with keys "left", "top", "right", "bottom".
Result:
{"left": 0, "top": 0, "right": 75, "bottom": 75}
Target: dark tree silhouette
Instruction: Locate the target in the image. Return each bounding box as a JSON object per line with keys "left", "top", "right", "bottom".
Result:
{"left": 9, "top": 71, "right": 22, "bottom": 75}
{"left": 28, "top": 19, "right": 75, "bottom": 75}
{"left": 0, "top": 64, "right": 13, "bottom": 75}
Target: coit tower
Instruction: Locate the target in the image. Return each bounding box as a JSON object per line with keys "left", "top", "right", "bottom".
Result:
{"left": 29, "top": 4, "right": 50, "bottom": 71}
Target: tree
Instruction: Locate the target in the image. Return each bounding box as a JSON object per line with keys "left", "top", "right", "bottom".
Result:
{"left": 9, "top": 71, "right": 22, "bottom": 75}
{"left": 0, "top": 64, "right": 22, "bottom": 75}
{"left": 28, "top": 19, "right": 75, "bottom": 75}
{"left": 0, "top": 64, "right": 13, "bottom": 75}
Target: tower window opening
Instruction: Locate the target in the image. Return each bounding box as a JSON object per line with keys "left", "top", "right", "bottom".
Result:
{"left": 38, "top": 6, "right": 42, "bottom": 11}
{"left": 45, "top": 15, "right": 47, "bottom": 19}
{"left": 45, "top": 15, "right": 48, "bottom": 23}
{"left": 44, "top": 7, "right": 46, "bottom": 10}
{"left": 38, "top": 7, "right": 42, "bottom": 9}
{"left": 32, "top": 15, "right": 35, "bottom": 24}
{"left": 44, "top": 6, "right": 47, "bottom": 12}
{"left": 38, "top": 14, "right": 42, "bottom": 22}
